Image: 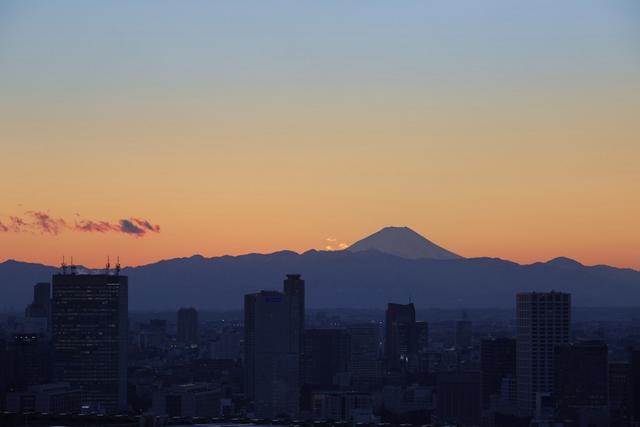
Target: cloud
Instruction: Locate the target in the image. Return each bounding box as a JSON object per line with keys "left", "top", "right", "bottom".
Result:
{"left": 118, "top": 218, "right": 160, "bottom": 236}
{"left": 75, "top": 220, "right": 119, "bottom": 233}
{"left": 27, "top": 211, "right": 67, "bottom": 235}
{"left": 9, "top": 216, "right": 28, "bottom": 231}
{"left": 324, "top": 238, "right": 349, "bottom": 251}
{"left": 0, "top": 211, "right": 160, "bottom": 237}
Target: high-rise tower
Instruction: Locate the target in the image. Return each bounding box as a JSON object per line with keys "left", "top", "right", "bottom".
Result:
{"left": 516, "top": 291, "right": 570, "bottom": 415}
{"left": 385, "top": 302, "right": 417, "bottom": 371}
{"left": 51, "top": 270, "right": 128, "bottom": 413}
{"left": 244, "top": 274, "right": 305, "bottom": 418}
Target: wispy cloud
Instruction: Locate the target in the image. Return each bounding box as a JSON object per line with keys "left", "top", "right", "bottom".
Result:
{"left": 118, "top": 218, "right": 161, "bottom": 236}
{"left": 75, "top": 220, "right": 119, "bottom": 233}
{"left": 27, "top": 211, "right": 67, "bottom": 235}
{"left": 0, "top": 211, "right": 160, "bottom": 237}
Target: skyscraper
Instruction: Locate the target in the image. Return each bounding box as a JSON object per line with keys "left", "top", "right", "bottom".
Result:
{"left": 385, "top": 303, "right": 417, "bottom": 371}
{"left": 244, "top": 274, "right": 305, "bottom": 418}
{"left": 177, "top": 307, "right": 199, "bottom": 345}
{"left": 51, "top": 271, "right": 128, "bottom": 413}
{"left": 516, "top": 291, "right": 570, "bottom": 415}
{"left": 347, "top": 323, "right": 381, "bottom": 389}
{"left": 25, "top": 282, "right": 50, "bottom": 320}
{"left": 480, "top": 337, "right": 516, "bottom": 408}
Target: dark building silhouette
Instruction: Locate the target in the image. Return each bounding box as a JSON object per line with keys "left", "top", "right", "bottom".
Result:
{"left": 244, "top": 274, "right": 305, "bottom": 418}
{"left": 177, "top": 307, "right": 199, "bottom": 345}
{"left": 481, "top": 337, "right": 516, "bottom": 408}
{"left": 609, "top": 361, "right": 631, "bottom": 427}
{"left": 347, "top": 323, "right": 381, "bottom": 389}
{"left": 25, "top": 282, "right": 51, "bottom": 320}
{"left": 631, "top": 350, "right": 640, "bottom": 425}
{"left": 554, "top": 340, "right": 608, "bottom": 409}
{"left": 415, "top": 320, "right": 429, "bottom": 354}
{"left": 7, "top": 333, "right": 50, "bottom": 391}
{"left": 455, "top": 313, "right": 472, "bottom": 350}
{"left": 435, "top": 371, "right": 482, "bottom": 426}
{"left": 6, "top": 383, "right": 81, "bottom": 414}
{"left": 516, "top": 291, "right": 570, "bottom": 415}
{"left": 385, "top": 303, "right": 417, "bottom": 371}
{"left": 303, "top": 328, "right": 350, "bottom": 387}
{"left": 144, "top": 319, "right": 167, "bottom": 350}
{"left": 52, "top": 272, "right": 128, "bottom": 413}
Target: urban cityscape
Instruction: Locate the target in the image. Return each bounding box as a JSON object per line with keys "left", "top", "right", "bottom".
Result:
{"left": 1, "top": 251, "right": 639, "bottom": 426}
{"left": 2, "top": 1, "right": 639, "bottom": 426}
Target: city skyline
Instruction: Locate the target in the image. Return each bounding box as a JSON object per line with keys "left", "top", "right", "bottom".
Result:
{"left": 1, "top": 1, "right": 639, "bottom": 269}
{"left": 1, "top": 1, "right": 639, "bottom": 425}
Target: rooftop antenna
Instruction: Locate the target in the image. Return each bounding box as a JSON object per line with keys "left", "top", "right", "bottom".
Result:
{"left": 70, "top": 256, "right": 77, "bottom": 275}
{"left": 105, "top": 256, "right": 111, "bottom": 275}
{"left": 115, "top": 256, "right": 121, "bottom": 276}
{"left": 61, "top": 255, "right": 67, "bottom": 275}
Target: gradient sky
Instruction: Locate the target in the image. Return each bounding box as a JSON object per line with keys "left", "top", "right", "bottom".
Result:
{"left": 1, "top": 1, "right": 639, "bottom": 269}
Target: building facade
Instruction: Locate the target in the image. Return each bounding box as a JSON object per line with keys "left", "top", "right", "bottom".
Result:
{"left": 516, "top": 291, "right": 570, "bottom": 415}
{"left": 481, "top": 337, "right": 516, "bottom": 407}
{"left": 177, "top": 307, "right": 199, "bottom": 345}
{"left": 385, "top": 303, "right": 417, "bottom": 371}
{"left": 51, "top": 272, "right": 128, "bottom": 413}
{"left": 244, "top": 274, "right": 305, "bottom": 418}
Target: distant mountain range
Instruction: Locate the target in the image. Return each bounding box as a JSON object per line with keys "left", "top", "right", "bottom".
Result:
{"left": 0, "top": 227, "right": 638, "bottom": 310}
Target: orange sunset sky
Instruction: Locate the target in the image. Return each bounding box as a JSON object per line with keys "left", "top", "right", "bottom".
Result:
{"left": 1, "top": 1, "right": 639, "bottom": 269}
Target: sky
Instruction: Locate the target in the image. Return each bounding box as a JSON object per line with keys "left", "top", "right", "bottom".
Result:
{"left": 0, "top": 1, "right": 639, "bottom": 269}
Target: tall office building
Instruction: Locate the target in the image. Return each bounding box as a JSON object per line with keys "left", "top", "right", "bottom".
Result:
{"left": 244, "top": 274, "right": 305, "bottom": 418}
{"left": 385, "top": 303, "right": 417, "bottom": 371}
{"left": 516, "top": 291, "right": 570, "bottom": 415}
{"left": 177, "top": 307, "right": 199, "bottom": 345}
{"left": 480, "top": 337, "right": 516, "bottom": 407}
{"left": 52, "top": 271, "right": 128, "bottom": 413}
{"left": 347, "top": 323, "right": 381, "bottom": 389}
{"left": 25, "top": 282, "right": 51, "bottom": 320}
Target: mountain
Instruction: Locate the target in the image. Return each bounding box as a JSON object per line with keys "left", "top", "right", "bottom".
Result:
{"left": 347, "top": 226, "right": 462, "bottom": 260}
{"left": 1, "top": 252, "right": 639, "bottom": 311}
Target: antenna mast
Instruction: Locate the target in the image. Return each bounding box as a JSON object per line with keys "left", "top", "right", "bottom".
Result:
{"left": 70, "top": 256, "right": 77, "bottom": 275}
